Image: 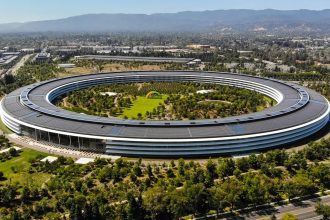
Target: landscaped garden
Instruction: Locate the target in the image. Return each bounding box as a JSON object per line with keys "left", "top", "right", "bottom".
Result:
{"left": 56, "top": 82, "right": 276, "bottom": 120}
{"left": 0, "top": 133, "right": 329, "bottom": 219}
{"left": 0, "top": 148, "right": 51, "bottom": 187}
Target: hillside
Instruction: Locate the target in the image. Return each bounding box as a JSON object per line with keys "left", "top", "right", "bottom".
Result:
{"left": 1, "top": 9, "right": 330, "bottom": 33}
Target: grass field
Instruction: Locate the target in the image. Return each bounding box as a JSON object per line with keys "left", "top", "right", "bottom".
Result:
{"left": 120, "top": 96, "right": 167, "bottom": 119}
{"left": 59, "top": 63, "right": 166, "bottom": 77}
{"left": 0, "top": 118, "right": 13, "bottom": 134}
{"left": 0, "top": 148, "right": 51, "bottom": 186}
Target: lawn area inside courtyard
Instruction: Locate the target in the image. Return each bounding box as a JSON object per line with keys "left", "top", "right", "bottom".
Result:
{"left": 120, "top": 95, "right": 168, "bottom": 119}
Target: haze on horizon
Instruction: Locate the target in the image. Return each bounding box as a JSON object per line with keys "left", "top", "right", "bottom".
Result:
{"left": 1, "top": 0, "right": 330, "bottom": 23}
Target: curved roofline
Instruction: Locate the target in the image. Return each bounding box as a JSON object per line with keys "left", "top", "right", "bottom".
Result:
{"left": 18, "top": 71, "right": 310, "bottom": 127}
{"left": 1, "top": 97, "right": 329, "bottom": 142}
{"left": 1, "top": 71, "right": 328, "bottom": 141}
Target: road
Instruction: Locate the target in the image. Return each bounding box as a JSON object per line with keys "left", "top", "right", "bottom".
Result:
{"left": 194, "top": 195, "right": 330, "bottom": 220}
{"left": 237, "top": 195, "right": 330, "bottom": 220}
{"left": 3, "top": 54, "right": 33, "bottom": 76}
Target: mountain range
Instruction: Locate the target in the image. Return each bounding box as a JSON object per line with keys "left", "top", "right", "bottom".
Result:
{"left": 1, "top": 9, "right": 330, "bottom": 33}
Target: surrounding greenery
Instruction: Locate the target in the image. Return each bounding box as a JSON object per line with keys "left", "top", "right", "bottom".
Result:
{"left": 0, "top": 149, "right": 50, "bottom": 187}
{"left": 307, "top": 80, "right": 330, "bottom": 100}
{"left": 315, "top": 202, "right": 330, "bottom": 219}
{"left": 0, "top": 135, "right": 11, "bottom": 150}
{"left": 0, "top": 63, "right": 64, "bottom": 97}
{"left": 281, "top": 213, "right": 298, "bottom": 220}
{"left": 57, "top": 82, "right": 274, "bottom": 120}
{"left": 0, "top": 135, "right": 329, "bottom": 219}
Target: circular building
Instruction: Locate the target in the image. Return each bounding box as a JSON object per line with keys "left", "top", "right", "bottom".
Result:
{"left": 1, "top": 71, "right": 329, "bottom": 158}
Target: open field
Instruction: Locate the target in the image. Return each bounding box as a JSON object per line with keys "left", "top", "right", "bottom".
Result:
{"left": 59, "top": 63, "right": 167, "bottom": 77}
{"left": 120, "top": 96, "right": 168, "bottom": 119}
{"left": 0, "top": 148, "right": 51, "bottom": 186}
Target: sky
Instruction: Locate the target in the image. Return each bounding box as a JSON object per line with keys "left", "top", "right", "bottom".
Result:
{"left": 1, "top": 0, "right": 330, "bottom": 23}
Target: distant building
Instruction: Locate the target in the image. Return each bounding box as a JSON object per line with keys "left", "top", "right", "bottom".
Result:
{"left": 278, "top": 65, "right": 295, "bottom": 73}
{"left": 187, "top": 61, "right": 197, "bottom": 67}
{"left": 75, "top": 55, "right": 196, "bottom": 64}
{"left": 34, "top": 51, "right": 50, "bottom": 63}
{"left": 187, "top": 44, "right": 211, "bottom": 49}
{"left": 0, "top": 50, "right": 7, "bottom": 55}
{"left": 224, "top": 62, "right": 239, "bottom": 69}
{"left": 193, "top": 59, "right": 202, "bottom": 64}
{"left": 2, "top": 52, "right": 20, "bottom": 56}
{"left": 20, "top": 48, "right": 36, "bottom": 53}
{"left": 58, "top": 64, "right": 76, "bottom": 68}
{"left": 0, "top": 55, "right": 18, "bottom": 66}
{"left": 263, "top": 60, "right": 277, "bottom": 71}
{"left": 244, "top": 63, "right": 256, "bottom": 70}
{"left": 196, "top": 90, "right": 214, "bottom": 94}
{"left": 134, "top": 45, "right": 178, "bottom": 52}
{"left": 238, "top": 50, "right": 253, "bottom": 54}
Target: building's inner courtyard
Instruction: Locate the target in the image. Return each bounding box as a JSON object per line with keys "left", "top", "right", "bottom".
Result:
{"left": 55, "top": 82, "right": 275, "bottom": 120}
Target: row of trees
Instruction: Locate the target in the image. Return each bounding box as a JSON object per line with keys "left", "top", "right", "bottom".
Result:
{"left": 0, "top": 137, "right": 329, "bottom": 219}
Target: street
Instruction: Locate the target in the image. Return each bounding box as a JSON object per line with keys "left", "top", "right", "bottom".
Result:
{"left": 3, "top": 53, "right": 33, "bottom": 76}
{"left": 238, "top": 195, "right": 330, "bottom": 220}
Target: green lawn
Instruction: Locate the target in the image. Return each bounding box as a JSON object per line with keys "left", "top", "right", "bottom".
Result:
{"left": 0, "top": 148, "right": 51, "bottom": 186}
{"left": 0, "top": 119, "right": 13, "bottom": 134}
{"left": 120, "top": 96, "right": 167, "bottom": 119}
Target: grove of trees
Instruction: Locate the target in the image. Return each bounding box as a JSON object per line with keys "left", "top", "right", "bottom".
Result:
{"left": 0, "top": 137, "right": 329, "bottom": 219}
{"left": 59, "top": 82, "right": 272, "bottom": 120}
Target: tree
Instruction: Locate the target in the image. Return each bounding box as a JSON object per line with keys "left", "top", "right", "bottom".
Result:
{"left": 243, "top": 173, "right": 270, "bottom": 206}
{"left": 248, "top": 154, "right": 261, "bottom": 169}
{"left": 283, "top": 173, "right": 317, "bottom": 201}
{"left": 146, "top": 164, "right": 153, "bottom": 178}
{"left": 97, "top": 166, "right": 112, "bottom": 183}
{"left": 132, "top": 164, "right": 142, "bottom": 177}
{"left": 221, "top": 177, "right": 244, "bottom": 211}
{"left": 284, "top": 153, "right": 307, "bottom": 172}
{"left": 177, "top": 158, "right": 185, "bottom": 176}
{"left": 143, "top": 187, "right": 168, "bottom": 220}
{"left": 185, "top": 183, "right": 209, "bottom": 216}
{"left": 21, "top": 186, "right": 31, "bottom": 203}
{"left": 9, "top": 148, "right": 18, "bottom": 157}
{"left": 0, "top": 184, "right": 18, "bottom": 204}
{"left": 315, "top": 202, "right": 330, "bottom": 220}
{"left": 127, "top": 192, "right": 144, "bottom": 220}
{"left": 265, "top": 149, "right": 288, "bottom": 166}
{"left": 209, "top": 185, "right": 227, "bottom": 215}
{"left": 166, "top": 189, "right": 190, "bottom": 219}
{"left": 0, "top": 171, "right": 4, "bottom": 180}
{"left": 206, "top": 159, "right": 217, "bottom": 179}
{"left": 217, "top": 158, "right": 235, "bottom": 179}
{"left": 308, "top": 164, "right": 330, "bottom": 189}
{"left": 3, "top": 74, "right": 15, "bottom": 85}
{"left": 236, "top": 157, "right": 250, "bottom": 172}
{"left": 166, "top": 168, "right": 175, "bottom": 178}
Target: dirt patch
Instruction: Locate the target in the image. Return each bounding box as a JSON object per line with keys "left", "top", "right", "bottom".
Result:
{"left": 198, "top": 100, "right": 232, "bottom": 104}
